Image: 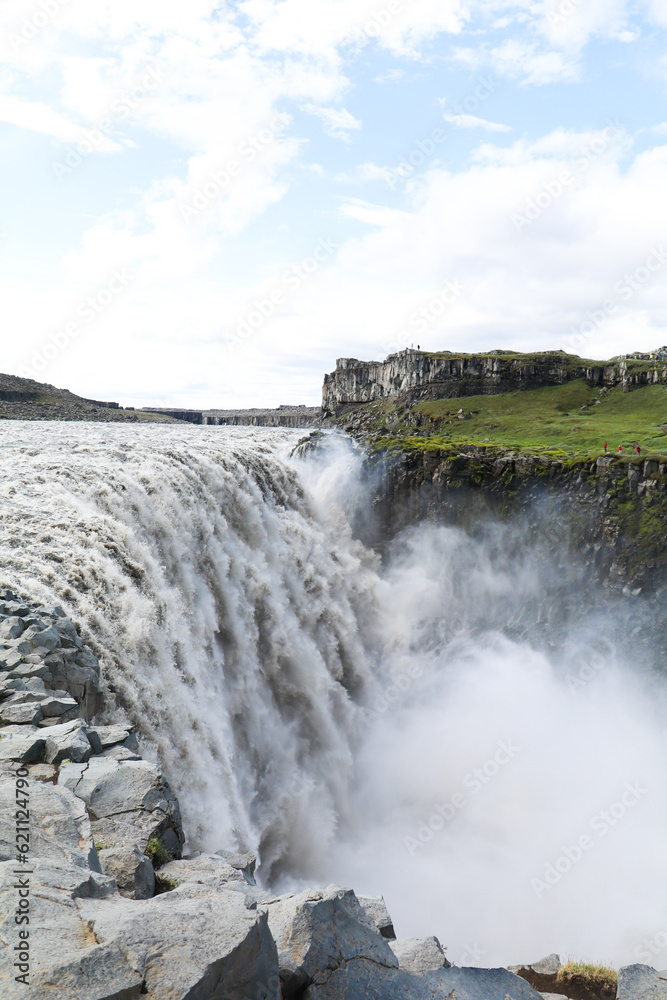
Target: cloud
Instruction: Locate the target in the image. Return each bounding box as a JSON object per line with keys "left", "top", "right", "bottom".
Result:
{"left": 304, "top": 104, "right": 362, "bottom": 142}
{"left": 0, "top": 94, "right": 82, "bottom": 140}
{"left": 443, "top": 112, "right": 511, "bottom": 132}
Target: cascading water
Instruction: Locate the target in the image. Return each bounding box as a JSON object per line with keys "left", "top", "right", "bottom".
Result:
{"left": 2, "top": 422, "right": 667, "bottom": 969}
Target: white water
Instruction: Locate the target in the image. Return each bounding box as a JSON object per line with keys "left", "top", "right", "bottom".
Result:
{"left": 2, "top": 422, "right": 667, "bottom": 969}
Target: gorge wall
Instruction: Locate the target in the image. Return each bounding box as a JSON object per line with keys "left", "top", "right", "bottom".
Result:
{"left": 322, "top": 350, "right": 667, "bottom": 415}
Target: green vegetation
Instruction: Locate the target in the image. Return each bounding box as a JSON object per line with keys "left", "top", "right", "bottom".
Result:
{"left": 340, "top": 381, "right": 667, "bottom": 462}
{"left": 557, "top": 961, "right": 617, "bottom": 995}
{"left": 145, "top": 837, "right": 172, "bottom": 869}
{"left": 154, "top": 873, "right": 180, "bottom": 894}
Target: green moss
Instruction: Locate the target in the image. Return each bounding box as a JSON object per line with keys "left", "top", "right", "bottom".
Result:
{"left": 154, "top": 873, "right": 180, "bottom": 894}
{"left": 145, "top": 837, "right": 172, "bottom": 869}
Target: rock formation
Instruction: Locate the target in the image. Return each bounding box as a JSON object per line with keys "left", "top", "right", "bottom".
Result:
{"left": 322, "top": 350, "right": 667, "bottom": 415}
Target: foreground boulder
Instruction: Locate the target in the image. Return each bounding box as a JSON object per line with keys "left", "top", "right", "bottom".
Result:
{"left": 617, "top": 964, "right": 667, "bottom": 998}
{"left": 78, "top": 885, "right": 280, "bottom": 1000}
{"left": 265, "top": 884, "right": 399, "bottom": 997}
{"left": 304, "top": 962, "right": 543, "bottom": 999}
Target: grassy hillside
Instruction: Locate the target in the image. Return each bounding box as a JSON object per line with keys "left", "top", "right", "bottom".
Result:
{"left": 340, "top": 380, "right": 667, "bottom": 461}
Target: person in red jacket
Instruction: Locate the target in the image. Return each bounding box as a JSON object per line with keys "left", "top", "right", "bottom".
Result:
{"left": 636, "top": 445, "right": 641, "bottom": 455}
{"left": 618, "top": 445, "right": 623, "bottom": 453}
{"left": 604, "top": 442, "right": 608, "bottom": 452}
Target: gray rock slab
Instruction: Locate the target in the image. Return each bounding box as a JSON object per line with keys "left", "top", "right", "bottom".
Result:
{"left": 0, "top": 774, "right": 98, "bottom": 869}
{"left": 0, "top": 731, "right": 46, "bottom": 762}
{"left": 0, "top": 617, "right": 25, "bottom": 640}
{"left": 0, "top": 859, "right": 133, "bottom": 1000}
{"left": 87, "top": 724, "right": 134, "bottom": 748}
{"left": 0, "top": 649, "right": 26, "bottom": 670}
{"left": 41, "top": 694, "right": 78, "bottom": 717}
{"left": 97, "top": 845, "right": 155, "bottom": 900}
{"left": 159, "top": 853, "right": 270, "bottom": 905}
{"left": 304, "top": 961, "right": 544, "bottom": 1000}
{"left": 509, "top": 955, "right": 561, "bottom": 977}
{"left": 265, "top": 884, "right": 398, "bottom": 996}
{"left": 389, "top": 936, "right": 449, "bottom": 973}
{"left": 79, "top": 886, "right": 281, "bottom": 1000}
{"left": 357, "top": 894, "right": 396, "bottom": 939}
{"left": 617, "top": 964, "right": 667, "bottom": 999}
{"left": 59, "top": 757, "right": 184, "bottom": 856}
{"left": 0, "top": 701, "right": 42, "bottom": 724}
{"left": 44, "top": 719, "right": 91, "bottom": 764}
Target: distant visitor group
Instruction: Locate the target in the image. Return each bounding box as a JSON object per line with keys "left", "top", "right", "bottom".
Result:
{"left": 604, "top": 443, "right": 642, "bottom": 454}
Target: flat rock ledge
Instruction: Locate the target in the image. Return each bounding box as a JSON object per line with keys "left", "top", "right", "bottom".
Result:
{"left": 0, "top": 589, "right": 661, "bottom": 998}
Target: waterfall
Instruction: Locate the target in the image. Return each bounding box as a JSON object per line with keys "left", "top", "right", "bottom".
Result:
{"left": 2, "top": 422, "right": 667, "bottom": 967}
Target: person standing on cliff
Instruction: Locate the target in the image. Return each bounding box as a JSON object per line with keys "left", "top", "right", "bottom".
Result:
{"left": 604, "top": 442, "right": 608, "bottom": 453}
{"left": 618, "top": 445, "right": 623, "bottom": 453}
{"left": 636, "top": 445, "right": 641, "bottom": 455}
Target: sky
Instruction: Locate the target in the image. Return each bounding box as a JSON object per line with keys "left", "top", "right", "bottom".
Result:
{"left": 1, "top": 0, "right": 667, "bottom": 408}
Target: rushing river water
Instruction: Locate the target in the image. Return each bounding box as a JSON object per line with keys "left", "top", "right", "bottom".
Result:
{"left": 1, "top": 422, "right": 666, "bottom": 968}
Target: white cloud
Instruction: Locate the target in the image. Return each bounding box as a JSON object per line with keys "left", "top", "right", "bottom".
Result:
{"left": 643, "top": 0, "right": 667, "bottom": 26}
{"left": 0, "top": 93, "right": 82, "bottom": 140}
{"left": 304, "top": 104, "right": 361, "bottom": 142}
{"left": 444, "top": 112, "right": 511, "bottom": 132}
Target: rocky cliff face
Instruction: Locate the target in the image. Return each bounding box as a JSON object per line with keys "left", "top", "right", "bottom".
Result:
{"left": 322, "top": 351, "right": 667, "bottom": 415}
{"left": 143, "top": 405, "right": 321, "bottom": 427}
{"left": 359, "top": 445, "right": 667, "bottom": 592}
